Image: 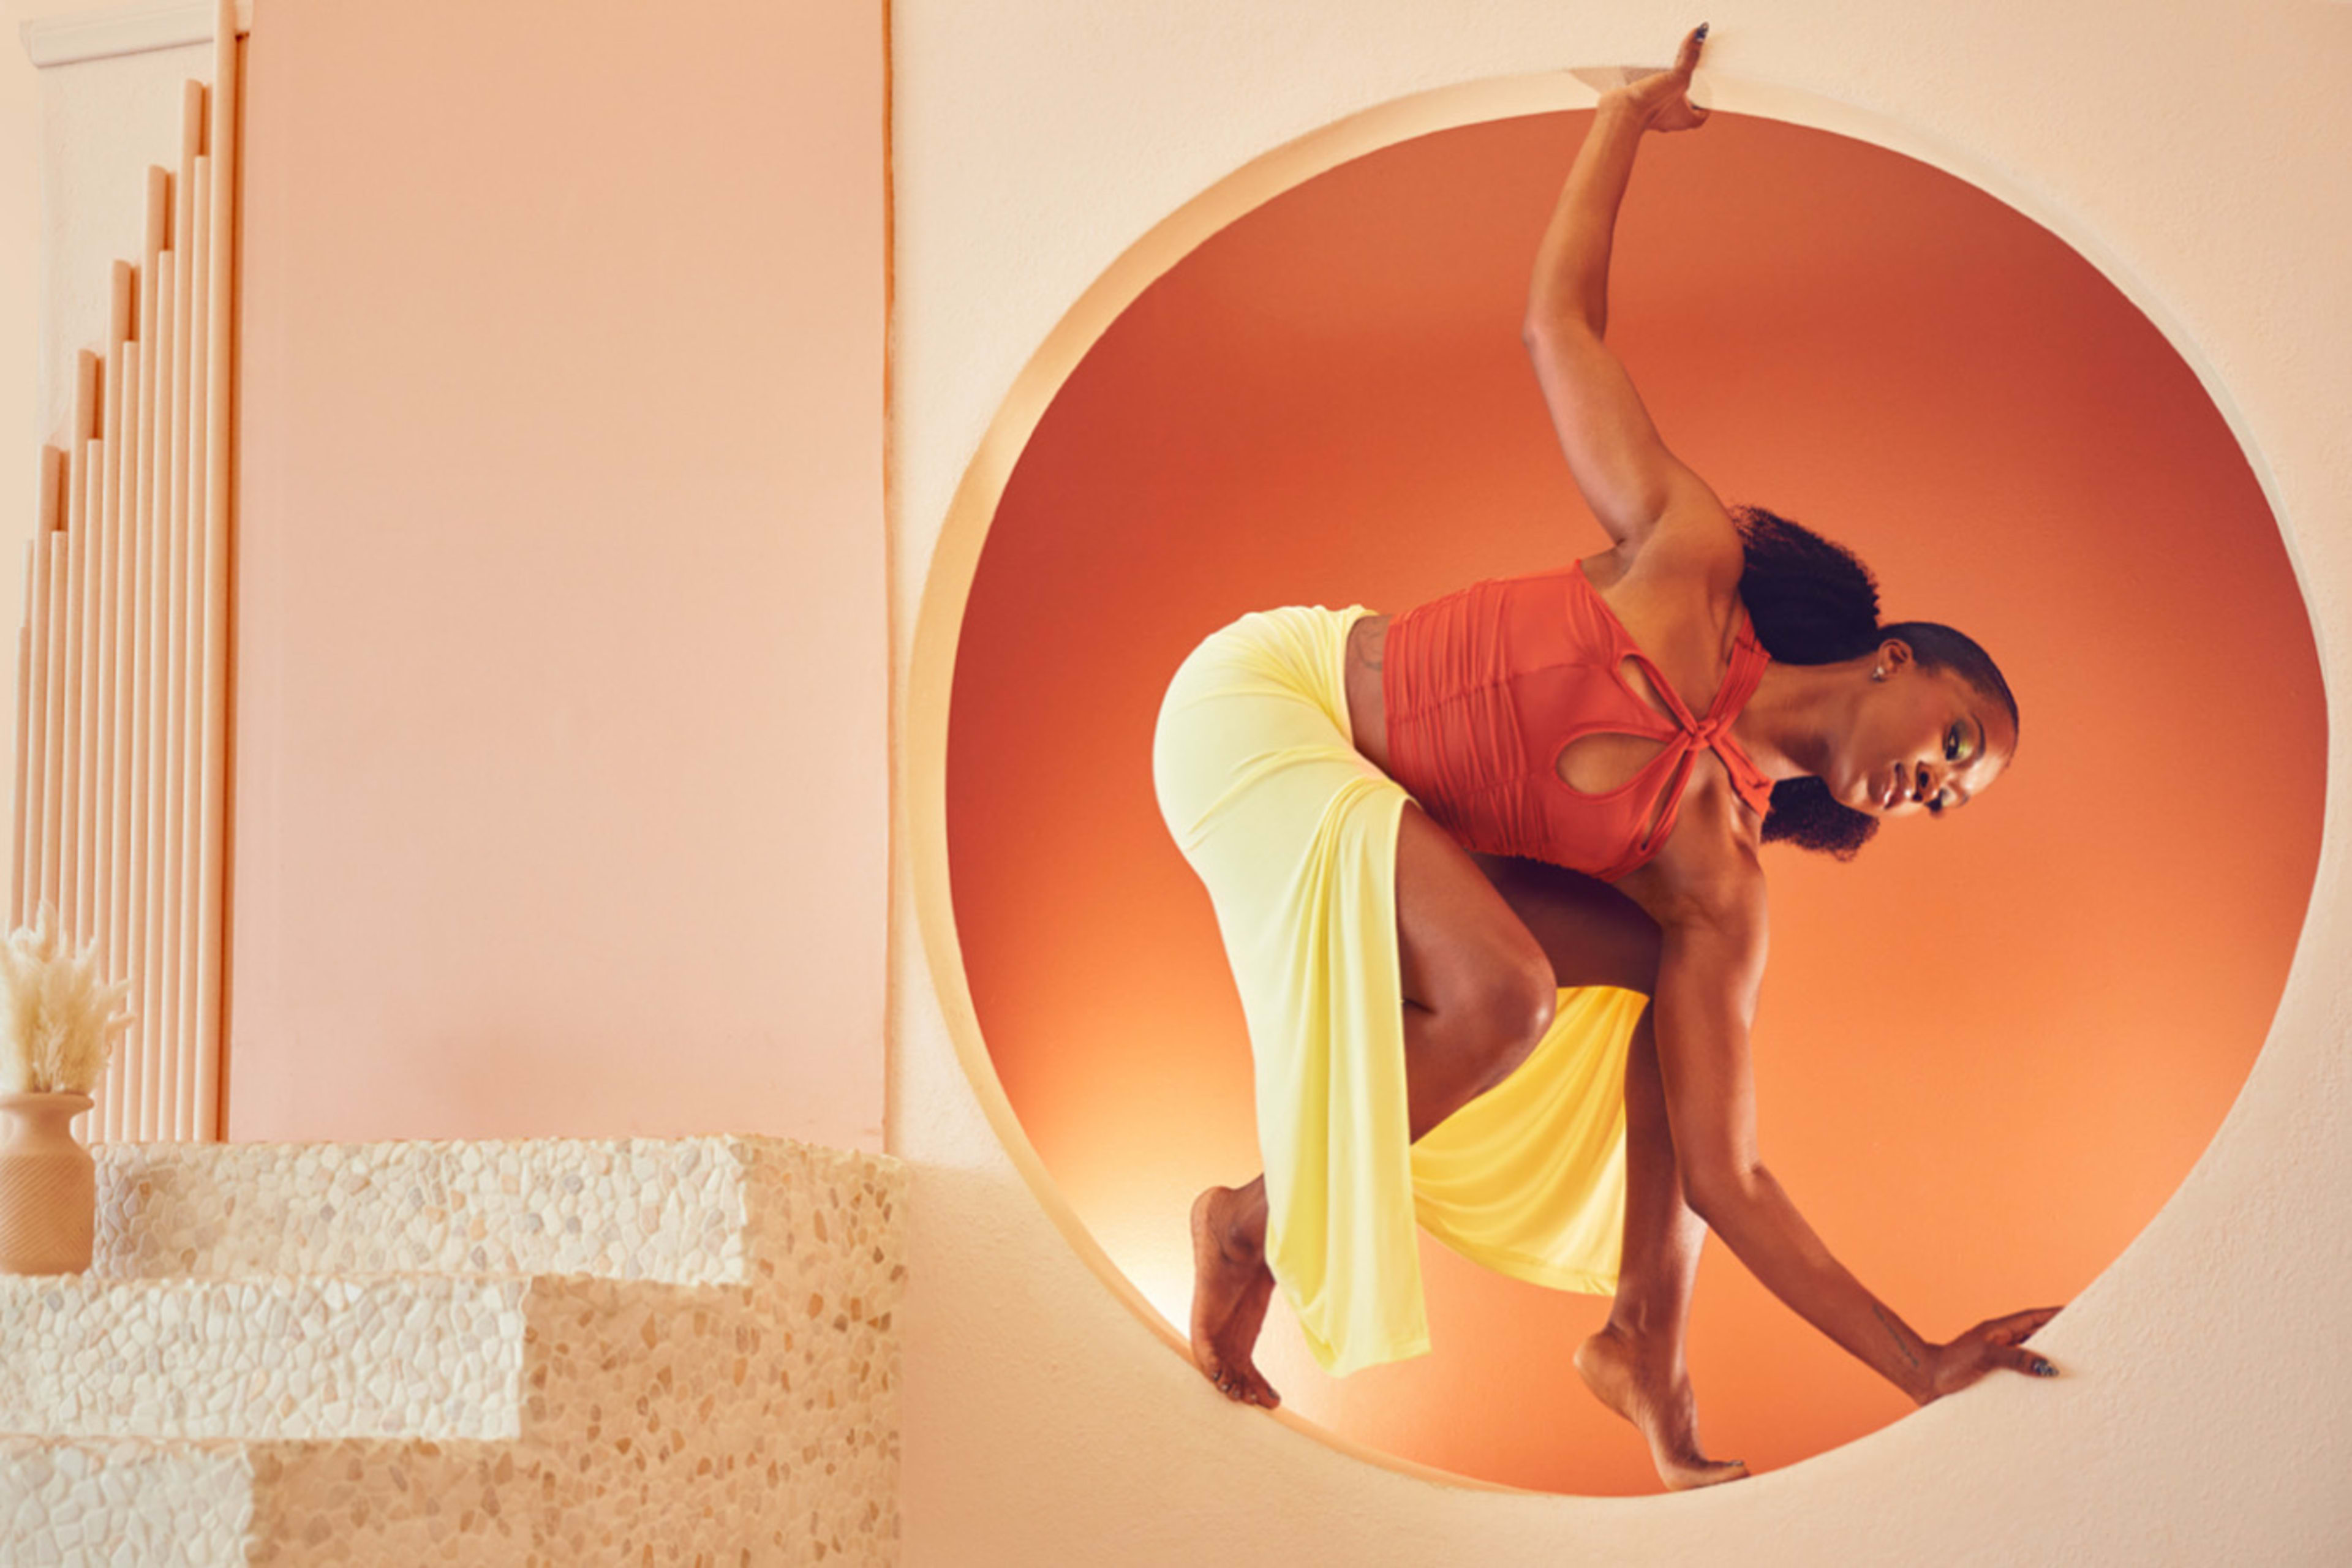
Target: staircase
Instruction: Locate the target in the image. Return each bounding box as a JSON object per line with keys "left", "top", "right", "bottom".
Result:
{"left": 0, "top": 1136, "right": 905, "bottom": 1565}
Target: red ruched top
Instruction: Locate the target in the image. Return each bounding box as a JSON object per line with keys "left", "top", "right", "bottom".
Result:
{"left": 1381, "top": 566, "right": 1776, "bottom": 881}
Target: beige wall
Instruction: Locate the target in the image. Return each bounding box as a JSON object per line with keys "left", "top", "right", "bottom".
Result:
{"left": 891, "top": 1, "right": 2352, "bottom": 1562}
{"left": 225, "top": 0, "right": 887, "bottom": 1148}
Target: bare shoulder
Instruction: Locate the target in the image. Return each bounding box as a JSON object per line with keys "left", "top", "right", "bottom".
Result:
{"left": 1591, "top": 480, "right": 1749, "bottom": 702}
{"left": 1618, "top": 772, "right": 1767, "bottom": 938}
{"left": 1619, "top": 475, "right": 1744, "bottom": 605}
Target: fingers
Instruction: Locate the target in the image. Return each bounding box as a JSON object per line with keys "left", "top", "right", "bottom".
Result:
{"left": 1995, "top": 1343, "right": 2060, "bottom": 1380}
{"left": 1983, "top": 1305, "right": 2065, "bottom": 1344}
{"left": 1673, "top": 23, "right": 1709, "bottom": 77}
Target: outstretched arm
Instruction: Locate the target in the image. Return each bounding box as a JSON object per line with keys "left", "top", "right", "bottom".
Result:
{"left": 1525, "top": 27, "right": 1732, "bottom": 568}
{"left": 1627, "top": 826, "right": 2062, "bottom": 1404}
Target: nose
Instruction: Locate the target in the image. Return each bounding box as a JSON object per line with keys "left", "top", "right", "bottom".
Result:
{"left": 1913, "top": 760, "right": 1939, "bottom": 805}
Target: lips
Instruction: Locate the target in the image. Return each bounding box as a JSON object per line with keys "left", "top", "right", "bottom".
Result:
{"left": 1880, "top": 762, "right": 1904, "bottom": 812}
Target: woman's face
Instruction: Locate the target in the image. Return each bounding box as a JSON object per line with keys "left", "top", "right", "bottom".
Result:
{"left": 1831, "top": 640, "right": 2017, "bottom": 820}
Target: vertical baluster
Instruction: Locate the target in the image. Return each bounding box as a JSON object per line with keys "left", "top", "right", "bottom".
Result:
{"left": 96, "top": 264, "right": 132, "bottom": 1141}
{"left": 79, "top": 451, "right": 113, "bottom": 1139}
{"left": 78, "top": 449, "right": 108, "bottom": 1144}
{"left": 60, "top": 396, "right": 89, "bottom": 1150}
{"left": 39, "top": 519, "right": 66, "bottom": 921}
{"left": 73, "top": 437, "right": 104, "bottom": 927}
{"left": 114, "top": 337, "right": 143, "bottom": 1137}
{"left": 170, "top": 82, "right": 203, "bottom": 1140}
{"left": 154, "top": 244, "right": 184, "bottom": 1141}
{"left": 16, "top": 451, "right": 58, "bottom": 926}
{"left": 118, "top": 331, "right": 149, "bottom": 1142}
{"left": 73, "top": 360, "right": 108, "bottom": 957}
{"left": 12, "top": 539, "right": 32, "bottom": 926}
{"left": 133, "top": 167, "right": 165, "bottom": 1142}
{"left": 195, "top": 7, "right": 238, "bottom": 1144}
{"left": 179, "top": 160, "right": 207, "bottom": 1141}
{"left": 59, "top": 355, "right": 96, "bottom": 932}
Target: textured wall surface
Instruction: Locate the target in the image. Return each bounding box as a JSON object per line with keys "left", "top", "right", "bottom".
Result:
{"left": 1, "top": 1134, "right": 905, "bottom": 1565}
{"left": 891, "top": 1, "right": 2352, "bottom": 1562}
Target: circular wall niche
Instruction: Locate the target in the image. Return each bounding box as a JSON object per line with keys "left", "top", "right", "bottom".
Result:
{"left": 933, "top": 104, "right": 2321, "bottom": 1494}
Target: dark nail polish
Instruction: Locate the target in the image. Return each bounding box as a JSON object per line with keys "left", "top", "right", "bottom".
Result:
{"left": 1695, "top": 23, "right": 1710, "bottom": 41}
{"left": 2034, "top": 1359, "right": 2056, "bottom": 1377}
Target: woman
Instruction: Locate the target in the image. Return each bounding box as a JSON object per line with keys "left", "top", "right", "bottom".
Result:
{"left": 1154, "top": 26, "right": 2059, "bottom": 1490}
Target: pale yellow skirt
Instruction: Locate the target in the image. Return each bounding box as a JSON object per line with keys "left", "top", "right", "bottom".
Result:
{"left": 1152, "top": 604, "right": 1639, "bottom": 1376}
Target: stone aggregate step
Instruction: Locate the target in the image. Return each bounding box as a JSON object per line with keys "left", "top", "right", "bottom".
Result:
{"left": 0, "top": 1274, "right": 529, "bottom": 1442}
{"left": 90, "top": 1135, "right": 880, "bottom": 1286}
{"left": 0, "top": 1437, "right": 250, "bottom": 1567}
{"left": 4, "top": 1421, "right": 890, "bottom": 1566}
{"left": 1, "top": 1136, "right": 905, "bottom": 1564}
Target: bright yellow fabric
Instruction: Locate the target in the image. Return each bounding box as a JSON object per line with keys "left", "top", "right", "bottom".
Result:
{"left": 1153, "top": 605, "right": 1635, "bottom": 1375}
{"left": 1414, "top": 985, "right": 1639, "bottom": 1294}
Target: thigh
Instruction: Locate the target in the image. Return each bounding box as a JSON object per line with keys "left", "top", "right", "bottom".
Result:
{"left": 1393, "top": 804, "right": 1553, "bottom": 1013}
{"left": 1470, "top": 852, "right": 1662, "bottom": 995}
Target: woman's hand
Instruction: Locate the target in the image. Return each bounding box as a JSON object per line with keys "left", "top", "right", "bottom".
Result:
{"left": 1604, "top": 24, "right": 1711, "bottom": 134}
{"left": 1920, "top": 1306, "right": 2065, "bottom": 1403}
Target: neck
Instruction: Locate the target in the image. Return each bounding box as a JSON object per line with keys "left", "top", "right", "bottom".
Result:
{"left": 1731, "top": 658, "right": 1871, "bottom": 782}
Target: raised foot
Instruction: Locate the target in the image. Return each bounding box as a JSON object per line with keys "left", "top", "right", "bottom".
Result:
{"left": 1574, "top": 1327, "right": 1747, "bottom": 1491}
{"left": 1189, "top": 1186, "right": 1281, "bottom": 1409}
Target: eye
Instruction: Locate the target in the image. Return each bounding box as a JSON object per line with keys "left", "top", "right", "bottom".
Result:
{"left": 1944, "top": 723, "right": 1972, "bottom": 763}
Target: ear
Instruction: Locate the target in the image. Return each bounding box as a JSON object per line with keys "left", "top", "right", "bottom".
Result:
{"left": 1877, "top": 638, "right": 1916, "bottom": 675}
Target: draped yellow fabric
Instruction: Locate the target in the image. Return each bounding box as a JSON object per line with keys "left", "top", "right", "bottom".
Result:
{"left": 1154, "top": 605, "right": 1636, "bottom": 1376}
{"left": 1414, "top": 985, "right": 1638, "bottom": 1294}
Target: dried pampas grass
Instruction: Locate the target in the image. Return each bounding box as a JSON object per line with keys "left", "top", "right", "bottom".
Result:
{"left": 0, "top": 907, "right": 132, "bottom": 1095}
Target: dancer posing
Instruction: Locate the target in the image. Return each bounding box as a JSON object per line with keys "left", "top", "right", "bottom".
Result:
{"left": 1153, "top": 26, "right": 2058, "bottom": 1490}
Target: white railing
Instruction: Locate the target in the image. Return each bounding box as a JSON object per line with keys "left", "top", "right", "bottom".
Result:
{"left": 14, "top": 0, "right": 239, "bottom": 1142}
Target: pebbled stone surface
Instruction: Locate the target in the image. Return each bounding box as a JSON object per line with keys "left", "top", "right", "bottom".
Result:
{"left": 0, "top": 1136, "right": 905, "bottom": 1564}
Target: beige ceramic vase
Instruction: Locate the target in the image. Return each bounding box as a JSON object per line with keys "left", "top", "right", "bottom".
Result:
{"left": 0, "top": 1091, "right": 96, "bottom": 1275}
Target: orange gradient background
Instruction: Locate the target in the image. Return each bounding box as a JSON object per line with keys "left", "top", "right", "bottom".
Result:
{"left": 945, "top": 112, "right": 2321, "bottom": 1494}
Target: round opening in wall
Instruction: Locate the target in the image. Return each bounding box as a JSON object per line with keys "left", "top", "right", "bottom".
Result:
{"left": 927, "top": 101, "right": 2321, "bottom": 1494}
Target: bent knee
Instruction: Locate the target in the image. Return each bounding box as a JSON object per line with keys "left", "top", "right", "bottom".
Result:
{"left": 1464, "top": 958, "right": 1556, "bottom": 1090}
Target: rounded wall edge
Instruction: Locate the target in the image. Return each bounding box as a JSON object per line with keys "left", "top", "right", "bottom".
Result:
{"left": 890, "top": 20, "right": 2352, "bottom": 1551}
{"left": 900, "top": 61, "right": 2335, "bottom": 1505}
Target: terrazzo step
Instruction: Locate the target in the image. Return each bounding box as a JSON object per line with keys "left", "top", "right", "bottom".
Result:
{"left": 90, "top": 1134, "right": 880, "bottom": 1286}
{"left": 2, "top": 1425, "right": 887, "bottom": 1566}
{"left": 1, "top": 1273, "right": 537, "bottom": 1442}
{"left": 1, "top": 1136, "right": 905, "bottom": 1564}
{"left": 1, "top": 1437, "right": 251, "bottom": 1566}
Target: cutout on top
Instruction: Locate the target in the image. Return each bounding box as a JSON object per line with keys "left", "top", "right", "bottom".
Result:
{"left": 944, "top": 108, "right": 2320, "bottom": 1493}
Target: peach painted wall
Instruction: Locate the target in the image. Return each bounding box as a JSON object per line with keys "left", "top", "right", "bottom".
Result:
{"left": 227, "top": 0, "right": 886, "bottom": 1147}
{"left": 893, "top": 2, "right": 2352, "bottom": 1562}
{"left": 946, "top": 111, "right": 2321, "bottom": 1494}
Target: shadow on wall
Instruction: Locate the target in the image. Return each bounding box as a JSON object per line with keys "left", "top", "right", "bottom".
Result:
{"left": 943, "top": 111, "right": 2321, "bottom": 1494}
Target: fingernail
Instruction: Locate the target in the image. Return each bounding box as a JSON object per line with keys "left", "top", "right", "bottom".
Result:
{"left": 2033, "top": 1359, "right": 2057, "bottom": 1378}
{"left": 1695, "top": 23, "right": 1710, "bottom": 41}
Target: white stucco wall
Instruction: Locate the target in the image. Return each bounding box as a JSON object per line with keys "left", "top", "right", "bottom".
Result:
{"left": 888, "top": 2, "right": 2352, "bottom": 1562}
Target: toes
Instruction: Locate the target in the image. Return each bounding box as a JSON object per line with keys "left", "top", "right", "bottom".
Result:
{"left": 1237, "top": 1363, "right": 1280, "bottom": 1408}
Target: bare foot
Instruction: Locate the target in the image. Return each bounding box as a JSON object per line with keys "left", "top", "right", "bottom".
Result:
{"left": 1574, "top": 1326, "right": 1747, "bottom": 1491}
{"left": 1189, "top": 1186, "right": 1281, "bottom": 1408}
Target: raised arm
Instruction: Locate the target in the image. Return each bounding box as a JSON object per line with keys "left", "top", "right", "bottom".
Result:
{"left": 1627, "top": 823, "right": 2061, "bottom": 1404}
{"left": 1524, "top": 27, "right": 1730, "bottom": 565}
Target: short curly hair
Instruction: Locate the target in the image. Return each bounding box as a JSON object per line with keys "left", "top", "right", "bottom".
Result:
{"left": 1733, "top": 507, "right": 2018, "bottom": 859}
